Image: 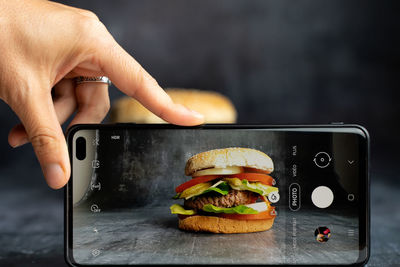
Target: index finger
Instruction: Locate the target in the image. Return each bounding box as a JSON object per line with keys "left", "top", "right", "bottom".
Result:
{"left": 98, "top": 41, "right": 204, "bottom": 126}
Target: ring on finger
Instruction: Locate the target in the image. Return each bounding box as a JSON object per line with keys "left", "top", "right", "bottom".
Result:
{"left": 75, "top": 76, "right": 111, "bottom": 86}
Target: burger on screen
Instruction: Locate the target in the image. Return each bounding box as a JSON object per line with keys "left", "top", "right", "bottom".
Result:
{"left": 170, "top": 147, "right": 280, "bottom": 234}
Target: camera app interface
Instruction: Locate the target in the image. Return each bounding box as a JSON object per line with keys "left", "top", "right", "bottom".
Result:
{"left": 69, "top": 128, "right": 367, "bottom": 265}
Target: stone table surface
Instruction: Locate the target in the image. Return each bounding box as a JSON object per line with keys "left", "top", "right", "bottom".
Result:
{"left": 71, "top": 207, "right": 359, "bottom": 265}
{"left": 0, "top": 178, "right": 399, "bottom": 266}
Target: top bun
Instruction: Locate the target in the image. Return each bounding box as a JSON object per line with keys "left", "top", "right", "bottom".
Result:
{"left": 110, "top": 88, "right": 237, "bottom": 123}
{"left": 185, "top": 147, "right": 274, "bottom": 176}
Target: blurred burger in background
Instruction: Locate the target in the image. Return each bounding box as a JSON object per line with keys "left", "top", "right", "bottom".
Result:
{"left": 111, "top": 88, "right": 237, "bottom": 123}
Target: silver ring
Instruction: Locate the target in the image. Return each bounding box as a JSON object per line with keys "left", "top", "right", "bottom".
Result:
{"left": 75, "top": 76, "right": 111, "bottom": 86}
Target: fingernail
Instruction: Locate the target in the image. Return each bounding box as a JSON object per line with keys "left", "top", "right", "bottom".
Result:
{"left": 43, "top": 163, "right": 65, "bottom": 189}
{"left": 11, "top": 137, "right": 29, "bottom": 148}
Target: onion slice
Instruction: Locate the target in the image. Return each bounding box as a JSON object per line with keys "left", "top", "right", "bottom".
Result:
{"left": 192, "top": 166, "right": 244, "bottom": 177}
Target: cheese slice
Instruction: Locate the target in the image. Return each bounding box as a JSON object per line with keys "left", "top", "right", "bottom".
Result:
{"left": 192, "top": 166, "right": 244, "bottom": 177}
{"left": 180, "top": 180, "right": 227, "bottom": 200}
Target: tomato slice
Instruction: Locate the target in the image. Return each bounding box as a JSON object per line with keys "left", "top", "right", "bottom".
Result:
{"left": 175, "top": 173, "right": 275, "bottom": 192}
{"left": 249, "top": 194, "right": 259, "bottom": 203}
{"left": 219, "top": 208, "right": 276, "bottom": 220}
{"left": 225, "top": 173, "right": 275, "bottom": 186}
{"left": 175, "top": 175, "right": 220, "bottom": 193}
{"left": 177, "top": 203, "right": 276, "bottom": 220}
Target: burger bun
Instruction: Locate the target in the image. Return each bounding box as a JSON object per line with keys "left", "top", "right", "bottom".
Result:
{"left": 185, "top": 147, "right": 274, "bottom": 176}
{"left": 178, "top": 215, "right": 275, "bottom": 234}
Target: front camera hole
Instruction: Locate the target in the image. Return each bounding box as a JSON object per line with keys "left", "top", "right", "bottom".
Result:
{"left": 76, "top": 137, "right": 86, "bottom": 160}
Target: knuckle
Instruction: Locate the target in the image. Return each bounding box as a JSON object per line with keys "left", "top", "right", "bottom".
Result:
{"left": 80, "top": 15, "right": 101, "bottom": 31}
{"left": 77, "top": 16, "right": 112, "bottom": 52}
{"left": 78, "top": 14, "right": 106, "bottom": 39}
{"left": 145, "top": 75, "right": 159, "bottom": 88}
{"left": 80, "top": 10, "right": 99, "bottom": 20}
{"left": 30, "top": 128, "right": 60, "bottom": 156}
{"left": 134, "top": 67, "right": 146, "bottom": 90}
{"left": 132, "top": 67, "right": 159, "bottom": 96}
{"left": 155, "top": 107, "right": 167, "bottom": 120}
{"left": 135, "top": 67, "right": 147, "bottom": 84}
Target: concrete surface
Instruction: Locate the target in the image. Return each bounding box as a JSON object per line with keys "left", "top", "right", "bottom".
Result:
{"left": 71, "top": 207, "right": 359, "bottom": 265}
{"left": 0, "top": 177, "right": 399, "bottom": 266}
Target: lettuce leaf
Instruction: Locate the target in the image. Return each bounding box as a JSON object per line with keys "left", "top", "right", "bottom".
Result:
{"left": 179, "top": 182, "right": 213, "bottom": 199}
{"left": 170, "top": 204, "right": 196, "bottom": 215}
{"left": 224, "top": 178, "right": 278, "bottom": 196}
{"left": 173, "top": 178, "right": 278, "bottom": 201}
{"left": 202, "top": 204, "right": 259, "bottom": 214}
{"left": 203, "top": 181, "right": 230, "bottom": 195}
{"left": 175, "top": 181, "right": 230, "bottom": 200}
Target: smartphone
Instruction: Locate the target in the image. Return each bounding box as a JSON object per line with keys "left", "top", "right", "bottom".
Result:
{"left": 65, "top": 124, "right": 369, "bottom": 266}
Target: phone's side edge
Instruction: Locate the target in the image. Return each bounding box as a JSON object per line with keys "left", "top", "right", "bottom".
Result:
{"left": 64, "top": 125, "right": 81, "bottom": 267}
{"left": 361, "top": 125, "right": 371, "bottom": 266}
{"left": 348, "top": 125, "right": 370, "bottom": 266}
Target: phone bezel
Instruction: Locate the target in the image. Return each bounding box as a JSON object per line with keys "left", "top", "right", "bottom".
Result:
{"left": 65, "top": 124, "right": 370, "bottom": 267}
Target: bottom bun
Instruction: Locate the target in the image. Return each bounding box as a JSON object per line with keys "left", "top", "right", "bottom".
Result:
{"left": 178, "top": 215, "right": 275, "bottom": 234}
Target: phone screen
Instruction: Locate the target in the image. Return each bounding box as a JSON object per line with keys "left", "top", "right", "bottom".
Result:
{"left": 66, "top": 125, "right": 369, "bottom": 266}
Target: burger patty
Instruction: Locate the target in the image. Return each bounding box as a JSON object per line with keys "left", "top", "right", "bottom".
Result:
{"left": 184, "top": 190, "right": 258, "bottom": 210}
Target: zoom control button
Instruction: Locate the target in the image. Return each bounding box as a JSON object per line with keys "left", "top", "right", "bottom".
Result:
{"left": 313, "top": 152, "right": 331, "bottom": 168}
{"left": 289, "top": 183, "right": 301, "bottom": 211}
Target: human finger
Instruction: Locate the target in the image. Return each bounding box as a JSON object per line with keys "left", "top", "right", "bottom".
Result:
{"left": 97, "top": 42, "right": 204, "bottom": 126}
{"left": 9, "top": 90, "right": 69, "bottom": 189}
{"left": 53, "top": 78, "right": 78, "bottom": 123}
{"left": 8, "top": 79, "right": 77, "bottom": 147}
{"left": 68, "top": 81, "right": 110, "bottom": 127}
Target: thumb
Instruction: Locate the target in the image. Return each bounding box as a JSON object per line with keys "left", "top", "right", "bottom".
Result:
{"left": 10, "top": 92, "right": 69, "bottom": 189}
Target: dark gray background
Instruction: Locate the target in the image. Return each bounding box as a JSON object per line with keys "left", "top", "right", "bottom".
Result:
{"left": 0, "top": 0, "right": 399, "bottom": 266}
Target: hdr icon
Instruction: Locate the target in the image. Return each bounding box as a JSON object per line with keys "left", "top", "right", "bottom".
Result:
{"left": 289, "top": 183, "right": 301, "bottom": 211}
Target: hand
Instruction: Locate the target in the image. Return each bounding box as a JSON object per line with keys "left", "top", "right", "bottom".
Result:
{"left": 0, "top": 0, "right": 204, "bottom": 189}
